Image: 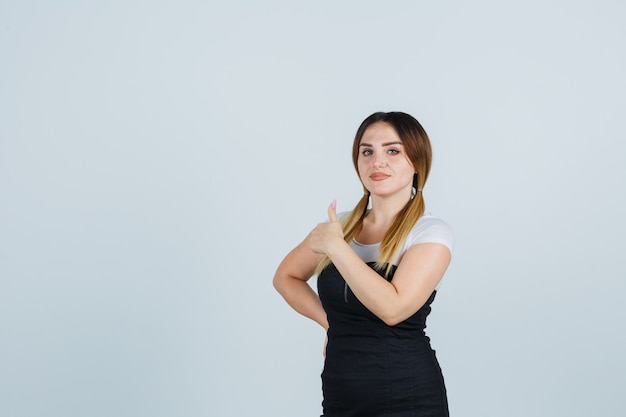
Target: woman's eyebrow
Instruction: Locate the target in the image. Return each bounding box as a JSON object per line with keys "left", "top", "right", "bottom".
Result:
{"left": 359, "top": 141, "right": 403, "bottom": 147}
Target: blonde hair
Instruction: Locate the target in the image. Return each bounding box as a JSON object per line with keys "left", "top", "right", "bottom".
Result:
{"left": 315, "top": 112, "right": 432, "bottom": 277}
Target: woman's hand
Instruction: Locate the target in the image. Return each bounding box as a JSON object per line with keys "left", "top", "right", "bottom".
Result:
{"left": 309, "top": 199, "right": 344, "bottom": 255}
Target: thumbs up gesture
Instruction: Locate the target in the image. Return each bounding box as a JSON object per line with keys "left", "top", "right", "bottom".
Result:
{"left": 310, "top": 199, "right": 344, "bottom": 255}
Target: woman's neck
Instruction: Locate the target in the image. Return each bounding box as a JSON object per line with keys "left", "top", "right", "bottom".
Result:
{"left": 367, "top": 192, "right": 411, "bottom": 227}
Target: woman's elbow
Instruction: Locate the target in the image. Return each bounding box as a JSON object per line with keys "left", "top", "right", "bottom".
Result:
{"left": 379, "top": 305, "right": 419, "bottom": 326}
{"left": 273, "top": 269, "right": 294, "bottom": 295}
{"left": 381, "top": 316, "right": 402, "bottom": 327}
{"left": 379, "top": 310, "right": 405, "bottom": 327}
{"left": 272, "top": 272, "right": 284, "bottom": 293}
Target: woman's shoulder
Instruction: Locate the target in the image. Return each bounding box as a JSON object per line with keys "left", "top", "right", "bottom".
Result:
{"left": 406, "top": 212, "right": 454, "bottom": 252}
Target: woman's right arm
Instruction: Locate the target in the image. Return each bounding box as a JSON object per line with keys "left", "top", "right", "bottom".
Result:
{"left": 273, "top": 233, "right": 328, "bottom": 331}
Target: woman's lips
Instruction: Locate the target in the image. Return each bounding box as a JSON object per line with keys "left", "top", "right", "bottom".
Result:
{"left": 370, "top": 173, "right": 390, "bottom": 181}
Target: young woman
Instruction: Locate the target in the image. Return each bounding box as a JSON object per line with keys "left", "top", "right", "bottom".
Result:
{"left": 273, "top": 111, "right": 453, "bottom": 417}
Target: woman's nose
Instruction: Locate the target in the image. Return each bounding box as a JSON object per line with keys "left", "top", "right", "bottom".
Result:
{"left": 374, "top": 156, "right": 388, "bottom": 168}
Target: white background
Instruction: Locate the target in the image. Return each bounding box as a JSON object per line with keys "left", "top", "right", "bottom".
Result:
{"left": 1, "top": 1, "right": 625, "bottom": 416}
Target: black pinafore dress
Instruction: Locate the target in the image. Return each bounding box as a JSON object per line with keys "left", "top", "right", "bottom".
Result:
{"left": 317, "top": 262, "right": 449, "bottom": 417}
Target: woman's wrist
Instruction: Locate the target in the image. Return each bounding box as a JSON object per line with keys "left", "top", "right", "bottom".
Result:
{"left": 326, "top": 237, "right": 348, "bottom": 260}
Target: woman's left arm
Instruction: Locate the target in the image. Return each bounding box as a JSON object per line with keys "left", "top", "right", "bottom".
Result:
{"left": 310, "top": 204, "right": 451, "bottom": 326}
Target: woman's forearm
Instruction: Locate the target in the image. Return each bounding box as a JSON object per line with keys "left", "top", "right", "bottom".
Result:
{"left": 274, "top": 274, "right": 328, "bottom": 330}
{"left": 326, "top": 239, "right": 450, "bottom": 326}
{"left": 326, "top": 240, "right": 400, "bottom": 322}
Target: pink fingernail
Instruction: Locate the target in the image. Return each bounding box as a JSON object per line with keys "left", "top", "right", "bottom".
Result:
{"left": 331, "top": 199, "right": 337, "bottom": 209}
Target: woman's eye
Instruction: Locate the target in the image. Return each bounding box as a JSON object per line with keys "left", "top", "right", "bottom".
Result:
{"left": 387, "top": 149, "right": 399, "bottom": 155}
{"left": 362, "top": 149, "right": 373, "bottom": 156}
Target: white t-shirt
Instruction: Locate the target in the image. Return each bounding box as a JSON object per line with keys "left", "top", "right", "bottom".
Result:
{"left": 347, "top": 212, "right": 453, "bottom": 266}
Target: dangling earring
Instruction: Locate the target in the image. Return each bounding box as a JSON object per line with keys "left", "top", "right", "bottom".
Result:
{"left": 363, "top": 191, "right": 371, "bottom": 215}
{"left": 411, "top": 173, "right": 419, "bottom": 199}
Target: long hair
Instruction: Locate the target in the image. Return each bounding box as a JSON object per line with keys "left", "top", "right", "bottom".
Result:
{"left": 315, "top": 111, "right": 432, "bottom": 277}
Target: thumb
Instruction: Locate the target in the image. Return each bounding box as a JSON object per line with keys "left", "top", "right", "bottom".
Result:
{"left": 328, "top": 199, "right": 339, "bottom": 223}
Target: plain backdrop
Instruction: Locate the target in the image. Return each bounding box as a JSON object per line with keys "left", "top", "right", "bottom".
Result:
{"left": 1, "top": 1, "right": 625, "bottom": 416}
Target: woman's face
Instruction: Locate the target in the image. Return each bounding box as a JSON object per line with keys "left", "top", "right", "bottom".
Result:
{"left": 357, "top": 122, "right": 415, "bottom": 199}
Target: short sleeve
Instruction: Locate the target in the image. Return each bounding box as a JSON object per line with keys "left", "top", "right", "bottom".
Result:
{"left": 403, "top": 214, "right": 454, "bottom": 254}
